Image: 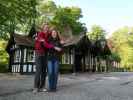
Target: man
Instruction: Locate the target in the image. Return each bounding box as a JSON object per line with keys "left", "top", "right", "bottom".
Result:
{"left": 33, "top": 24, "right": 61, "bottom": 93}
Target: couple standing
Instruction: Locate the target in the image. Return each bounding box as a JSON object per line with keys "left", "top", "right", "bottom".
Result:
{"left": 33, "top": 23, "right": 63, "bottom": 93}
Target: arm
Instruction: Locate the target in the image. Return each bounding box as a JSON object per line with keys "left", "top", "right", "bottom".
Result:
{"left": 54, "top": 40, "right": 63, "bottom": 52}
{"left": 36, "top": 32, "right": 45, "bottom": 42}
{"left": 37, "top": 32, "right": 54, "bottom": 49}
{"left": 44, "top": 40, "right": 54, "bottom": 49}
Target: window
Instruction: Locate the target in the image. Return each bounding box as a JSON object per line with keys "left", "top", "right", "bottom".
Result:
{"left": 27, "top": 50, "right": 34, "bottom": 62}
{"left": 14, "top": 50, "right": 20, "bottom": 62}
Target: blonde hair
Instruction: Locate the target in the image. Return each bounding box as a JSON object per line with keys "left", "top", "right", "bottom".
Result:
{"left": 36, "top": 23, "right": 49, "bottom": 32}
{"left": 41, "top": 23, "right": 49, "bottom": 30}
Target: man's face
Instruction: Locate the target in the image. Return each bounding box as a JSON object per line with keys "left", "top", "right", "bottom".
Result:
{"left": 42, "top": 24, "right": 49, "bottom": 33}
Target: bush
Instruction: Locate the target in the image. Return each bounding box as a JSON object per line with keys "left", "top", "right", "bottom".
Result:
{"left": 0, "top": 62, "right": 8, "bottom": 73}
{"left": 59, "top": 64, "right": 73, "bottom": 74}
{"left": 0, "top": 40, "right": 9, "bottom": 73}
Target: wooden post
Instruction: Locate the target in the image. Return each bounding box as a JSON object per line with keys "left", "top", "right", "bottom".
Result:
{"left": 97, "top": 57, "right": 100, "bottom": 72}
{"left": 82, "top": 55, "right": 86, "bottom": 72}
{"left": 69, "top": 48, "right": 71, "bottom": 65}
{"left": 92, "top": 56, "right": 96, "bottom": 72}
{"left": 87, "top": 53, "right": 90, "bottom": 72}
{"left": 25, "top": 49, "right": 29, "bottom": 73}
{"left": 90, "top": 55, "right": 92, "bottom": 72}
{"left": 8, "top": 51, "right": 14, "bottom": 72}
{"left": 106, "top": 57, "right": 108, "bottom": 72}
{"left": 31, "top": 49, "right": 35, "bottom": 73}
{"left": 20, "top": 47, "right": 24, "bottom": 74}
{"left": 72, "top": 48, "right": 76, "bottom": 73}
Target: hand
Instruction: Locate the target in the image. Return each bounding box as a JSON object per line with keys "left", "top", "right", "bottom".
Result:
{"left": 60, "top": 40, "right": 65, "bottom": 44}
{"left": 54, "top": 47, "right": 62, "bottom": 52}
{"left": 39, "top": 39, "right": 45, "bottom": 42}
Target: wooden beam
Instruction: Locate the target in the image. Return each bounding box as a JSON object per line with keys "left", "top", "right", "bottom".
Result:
{"left": 20, "top": 47, "right": 24, "bottom": 74}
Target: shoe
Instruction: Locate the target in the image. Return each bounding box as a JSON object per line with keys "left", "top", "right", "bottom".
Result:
{"left": 39, "top": 88, "right": 48, "bottom": 92}
{"left": 48, "top": 89, "right": 57, "bottom": 92}
{"left": 72, "top": 73, "right": 76, "bottom": 76}
{"left": 51, "top": 89, "right": 56, "bottom": 92}
{"left": 33, "top": 88, "right": 39, "bottom": 94}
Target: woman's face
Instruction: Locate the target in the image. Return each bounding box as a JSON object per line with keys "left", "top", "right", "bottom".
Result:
{"left": 51, "top": 30, "right": 57, "bottom": 38}
{"left": 42, "top": 24, "right": 49, "bottom": 33}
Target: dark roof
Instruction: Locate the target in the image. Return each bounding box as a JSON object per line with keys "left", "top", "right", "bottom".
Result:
{"left": 63, "top": 34, "right": 85, "bottom": 47}
{"left": 9, "top": 33, "right": 82, "bottom": 48}
{"left": 13, "top": 34, "right": 34, "bottom": 47}
{"left": 14, "top": 34, "right": 82, "bottom": 47}
{"left": 6, "top": 34, "right": 34, "bottom": 53}
{"left": 6, "top": 33, "right": 89, "bottom": 53}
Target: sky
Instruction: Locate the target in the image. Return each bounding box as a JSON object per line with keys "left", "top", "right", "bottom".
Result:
{"left": 53, "top": 0, "right": 133, "bottom": 37}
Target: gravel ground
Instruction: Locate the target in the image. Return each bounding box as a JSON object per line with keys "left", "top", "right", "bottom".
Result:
{"left": 0, "top": 72, "right": 133, "bottom": 100}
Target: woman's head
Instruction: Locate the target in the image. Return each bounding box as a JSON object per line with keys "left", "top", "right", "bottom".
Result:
{"left": 51, "top": 29, "right": 60, "bottom": 40}
{"left": 41, "top": 23, "right": 49, "bottom": 33}
{"left": 51, "top": 30, "right": 58, "bottom": 38}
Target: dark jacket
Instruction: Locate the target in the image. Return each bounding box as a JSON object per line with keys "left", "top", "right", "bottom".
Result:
{"left": 48, "top": 36, "right": 62, "bottom": 60}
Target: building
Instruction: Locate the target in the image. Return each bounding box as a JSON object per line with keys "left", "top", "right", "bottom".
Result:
{"left": 6, "top": 33, "right": 112, "bottom": 74}
{"left": 6, "top": 34, "right": 35, "bottom": 74}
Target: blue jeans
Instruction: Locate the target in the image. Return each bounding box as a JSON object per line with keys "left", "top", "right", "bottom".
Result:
{"left": 47, "top": 58, "right": 59, "bottom": 90}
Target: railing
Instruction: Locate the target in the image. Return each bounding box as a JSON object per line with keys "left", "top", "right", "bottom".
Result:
{"left": 60, "top": 51, "right": 124, "bottom": 73}
{"left": 10, "top": 48, "right": 126, "bottom": 74}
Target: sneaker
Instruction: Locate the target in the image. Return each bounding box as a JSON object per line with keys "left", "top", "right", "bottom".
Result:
{"left": 51, "top": 89, "right": 56, "bottom": 92}
{"left": 39, "top": 88, "right": 47, "bottom": 92}
{"left": 48, "top": 89, "right": 57, "bottom": 92}
{"left": 33, "top": 88, "right": 39, "bottom": 94}
{"left": 72, "top": 73, "right": 76, "bottom": 76}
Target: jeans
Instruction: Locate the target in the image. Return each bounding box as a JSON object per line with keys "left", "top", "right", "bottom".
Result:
{"left": 34, "top": 53, "right": 47, "bottom": 89}
{"left": 47, "top": 58, "right": 59, "bottom": 90}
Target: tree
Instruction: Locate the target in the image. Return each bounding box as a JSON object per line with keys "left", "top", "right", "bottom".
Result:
{"left": 0, "top": 0, "right": 86, "bottom": 40}
{"left": 87, "top": 25, "right": 106, "bottom": 41}
{"left": 110, "top": 26, "right": 133, "bottom": 68}
{"left": 36, "top": 0, "right": 57, "bottom": 28}
{"left": 0, "top": 0, "right": 39, "bottom": 39}
{"left": 0, "top": 39, "right": 8, "bottom": 72}
{"left": 50, "top": 6, "right": 86, "bottom": 35}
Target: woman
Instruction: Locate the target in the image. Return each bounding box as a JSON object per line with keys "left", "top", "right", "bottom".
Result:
{"left": 47, "top": 29, "right": 62, "bottom": 92}
{"left": 33, "top": 24, "right": 61, "bottom": 93}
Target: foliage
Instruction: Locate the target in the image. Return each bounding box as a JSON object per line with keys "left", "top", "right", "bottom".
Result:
{"left": 109, "top": 52, "right": 121, "bottom": 62}
{"left": 87, "top": 25, "right": 106, "bottom": 41}
{"left": 0, "top": 40, "right": 8, "bottom": 72}
{"left": 110, "top": 26, "right": 133, "bottom": 68}
{"left": 0, "top": 0, "right": 39, "bottom": 39}
{"left": 35, "top": 1, "right": 86, "bottom": 35}
{"left": 0, "top": 62, "right": 8, "bottom": 73}
{"left": 59, "top": 64, "right": 72, "bottom": 73}
{"left": 0, "top": 0, "right": 86, "bottom": 40}
{"left": 36, "top": 0, "right": 57, "bottom": 28}
{"left": 36, "top": 1, "right": 86, "bottom": 35}
{"left": 50, "top": 6, "right": 86, "bottom": 35}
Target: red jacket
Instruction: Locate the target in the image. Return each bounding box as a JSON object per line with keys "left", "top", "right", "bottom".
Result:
{"left": 35, "top": 32, "right": 54, "bottom": 54}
